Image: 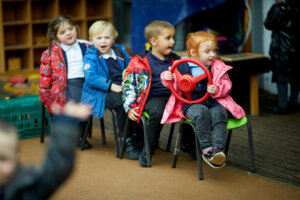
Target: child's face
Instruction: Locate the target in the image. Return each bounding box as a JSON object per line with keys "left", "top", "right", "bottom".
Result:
{"left": 151, "top": 28, "right": 175, "bottom": 59}
{"left": 0, "top": 133, "right": 18, "bottom": 186}
{"left": 90, "top": 28, "right": 114, "bottom": 55}
{"left": 56, "top": 22, "right": 77, "bottom": 45}
{"left": 195, "top": 40, "right": 216, "bottom": 66}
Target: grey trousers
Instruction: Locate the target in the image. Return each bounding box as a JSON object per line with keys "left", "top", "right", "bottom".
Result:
{"left": 186, "top": 104, "right": 228, "bottom": 150}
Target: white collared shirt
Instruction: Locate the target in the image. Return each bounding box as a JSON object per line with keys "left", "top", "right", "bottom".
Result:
{"left": 102, "top": 49, "right": 117, "bottom": 60}
{"left": 61, "top": 40, "right": 84, "bottom": 79}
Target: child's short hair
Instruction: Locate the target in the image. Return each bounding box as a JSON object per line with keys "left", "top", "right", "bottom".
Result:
{"left": 0, "top": 119, "right": 19, "bottom": 151}
{"left": 144, "top": 20, "right": 175, "bottom": 42}
{"left": 186, "top": 31, "right": 217, "bottom": 57}
{"left": 89, "top": 20, "right": 118, "bottom": 40}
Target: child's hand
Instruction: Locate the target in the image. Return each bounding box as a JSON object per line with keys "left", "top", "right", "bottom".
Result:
{"left": 64, "top": 101, "right": 91, "bottom": 120}
{"left": 207, "top": 84, "right": 217, "bottom": 94}
{"left": 110, "top": 83, "right": 123, "bottom": 93}
{"left": 164, "top": 71, "right": 173, "bottom": 81}
{"left": 128, "top": 107, "right": 139, "bottom": 121}
{"left": 51, "top": 101, "right": 91, "bottom": 120}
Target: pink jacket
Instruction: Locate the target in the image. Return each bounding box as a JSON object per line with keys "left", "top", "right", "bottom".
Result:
{"left": 161, "top": 59, "right": 246, "bottom": 124}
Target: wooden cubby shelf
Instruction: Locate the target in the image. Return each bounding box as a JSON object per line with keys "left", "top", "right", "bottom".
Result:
{"left": 0, "top": 0, "right": 112, "bottom": 74}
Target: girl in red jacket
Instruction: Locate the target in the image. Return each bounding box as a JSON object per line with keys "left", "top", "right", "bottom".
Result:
{"left": 163, "top": 31, "right": 245, "bottom": 168}
{"left": 39, "top": 16, "right": 91, "bottom": 149}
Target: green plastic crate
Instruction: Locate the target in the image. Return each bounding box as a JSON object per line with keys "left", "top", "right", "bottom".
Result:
{"left": 0, "top": 96, "right": 50, "bottom": 139}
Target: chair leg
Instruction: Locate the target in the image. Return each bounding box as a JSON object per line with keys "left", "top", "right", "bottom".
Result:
{"left": 166, "top": 123, "right": 175, "bottom": 152}
{"left": 40, "top": 104, "right": 45, "bottom": 143}
{"left": 141, "top": 116, "right": 151, "bottom": 167}
{"left": 81, "top": 116, "right": 92, "bottom": 151}
{"left": 107, "top": 108, "right": 119, "bottom": 158}
{"left": 246, "top": 120, "right": 255, "bottom": 173}
{"left": 172, "top": 124, "right": 182, "bottom": 168}
{"left": 100, "top": 117, "right": 106, "bottom": 145}
{"left": 119, "top": 117, "right": 130, "bottom": 159}
{"left": 88, "top": 116, "right": 93, "bottom": 138}
{"left": 190, "top": 122, "right": 203, "bottom": 180}
{"left": 225, "top": 130, "right": 232, "bottom": 155}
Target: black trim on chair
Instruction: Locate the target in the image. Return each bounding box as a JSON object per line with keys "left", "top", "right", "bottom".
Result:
{"left": 80, "top": 108, "right": 120, "bottom": 158}
{"left": 120, "top": 116, "right": 176, "bottom": 168}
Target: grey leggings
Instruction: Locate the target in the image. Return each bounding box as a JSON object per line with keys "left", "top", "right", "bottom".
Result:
{"left": 185, "top": 104, "right": 228, "bottom": 150}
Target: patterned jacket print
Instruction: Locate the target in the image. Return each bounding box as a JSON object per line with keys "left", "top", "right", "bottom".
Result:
{"left": 122, "top": 51, "right": 182, "bottom": 123}
{"left": 81, "top": 44, "right": 130, "bottom": 117}
{"left": 161, "top": 59, "right": 246, "bottom": 123}
{"left": 39, "top": 41, "right": 87, "bottom": 113}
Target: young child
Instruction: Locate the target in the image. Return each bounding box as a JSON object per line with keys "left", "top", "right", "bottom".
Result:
{"left": 80, "top": 20, "right": 141, "bottom": 160}
{"left": 122, "top": 20, "right": 190, "bottom": 167}
{"left": 0, "top": 102, "right": 91, "bottom": 200}
{"left": 39, "top": 16, "right": 92, "bottom": 149}
{"left": 163, "top": 31, "right": 245, "bottom": 168}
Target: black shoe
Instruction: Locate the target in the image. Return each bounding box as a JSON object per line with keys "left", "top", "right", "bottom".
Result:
{"left": 124, "top": 139, "right": 141, "bottom": 160}
{"left": 202, "top": 148, "right": 225, "bottom": 169}
{"left": 270, "top": 106, "right": 288, "bottom": 114}
{"left": 211, "top": 145, "right": 226, "bottom": 166}
{"left": 77, "top": 137, "right": 92, "bottom": 150}
{"left": 287, "top": 105, "right": 298, "bottom": 113}
{"left": 138, "top": 147, "right": 152, "bottom": 167}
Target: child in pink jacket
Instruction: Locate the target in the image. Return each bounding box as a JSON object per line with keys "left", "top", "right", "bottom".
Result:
{"left": 162, "top": 31, "right": 245, "bottom": 169}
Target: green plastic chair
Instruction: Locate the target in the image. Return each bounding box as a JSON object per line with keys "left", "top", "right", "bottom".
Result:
{"left": 172, "top": 116, "right": 255, "bottom": 180}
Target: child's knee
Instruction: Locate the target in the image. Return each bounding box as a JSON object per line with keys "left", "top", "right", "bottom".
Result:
{"left": 210, "top": 106, "right": 228, "bottom": 124}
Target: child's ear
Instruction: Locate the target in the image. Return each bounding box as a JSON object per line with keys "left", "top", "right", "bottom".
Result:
{"left": 190, "top": 49, "right": 197, "bottom": 57}
{"left": 150, "top": 37, "right": 157, "bottom": 47}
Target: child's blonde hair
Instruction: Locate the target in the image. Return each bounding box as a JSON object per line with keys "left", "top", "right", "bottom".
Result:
{"left": 89, "top": 20, "right": 118, "bottom": 40}
{"left": 186, "top": 31, "right": 217, "bottom": 57}
{"left": 144, "top": 20, "right": 175, "bottom": 43}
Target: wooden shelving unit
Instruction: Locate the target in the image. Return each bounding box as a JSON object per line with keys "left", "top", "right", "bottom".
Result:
{"left": 0, "top": 0, "right": 112, "bottom": 74}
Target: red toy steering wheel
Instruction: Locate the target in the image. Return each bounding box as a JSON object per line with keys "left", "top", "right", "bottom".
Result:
{"left": 167, "top": 58, "right": 213, "bottom": 104}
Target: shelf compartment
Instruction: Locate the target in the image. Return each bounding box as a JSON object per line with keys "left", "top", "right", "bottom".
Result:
{"left": 4, "top": 25, "right": 30, "bottom": 47}
{"left": 86, "top": 0, "right": 112, "bottom": 19}
{"left": 33, "top": 48, "right": 46, "bottom": 69}
{"left": 2, "top": 1, "right": 29, "bottom": 23}
{"left": 31, "top": 0, "right": 56, "bottom": 21}
{"left": 5, "top": 50, "right": 31, "bottom": 71}
{"left": 59, "top": 0, "right": 84, "bottom": 19}
{"left": 33, "top": 24, "right": 48, "bottom": 46}
{"left": 73, "top": 20, "right": 87, "bottom": 39}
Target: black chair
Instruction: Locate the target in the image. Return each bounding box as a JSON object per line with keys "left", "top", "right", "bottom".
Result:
{"left": 172, "top": 116, "right": 255, "bottom": 180}
{"left": 40, "top": 104, "right": 92, "bottom": 143}
{"left": 80, "top": 108, "right": 120, "bottom": 158}
{"left": 119, "top": 111, "right": 176, "bottom": 167}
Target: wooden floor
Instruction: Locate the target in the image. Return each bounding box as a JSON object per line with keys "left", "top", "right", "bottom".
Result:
{"left": 1, "top": 73, "right": 299, "bottom": 188}
{"left": 98, "top": 91, "right": 300, "bottom": 188}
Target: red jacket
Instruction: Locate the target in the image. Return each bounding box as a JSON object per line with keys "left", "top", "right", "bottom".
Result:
{"left": 39, "top": 42, "right": 67, "bottom": 113}
{"left": 122, "top": 52, "right": 182, "bottom": 123}
{"left": 39, "top": 41, "right": 88, "bottom": 113}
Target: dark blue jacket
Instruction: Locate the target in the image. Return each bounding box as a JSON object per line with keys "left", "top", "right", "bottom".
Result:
{"left": 4, "top": 115, "right": 79, "bottom": 200}
{"left": 81, "top": 44, "right": 130, "bottom": 117}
